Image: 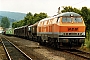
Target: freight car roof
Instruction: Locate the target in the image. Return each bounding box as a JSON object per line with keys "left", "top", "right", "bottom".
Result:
{"left": 14, "top": 25, "right": 28, "bottom": 29}
{"left": 39, "top": 12, "right": 81, "bottom": 22}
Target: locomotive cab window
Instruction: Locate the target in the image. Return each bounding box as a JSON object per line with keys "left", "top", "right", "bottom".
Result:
{"left": 62, "top": 17, "right": 71, "bottom": 22}
{"left": 73, "top": 17, "right": 82, "bottom": 23}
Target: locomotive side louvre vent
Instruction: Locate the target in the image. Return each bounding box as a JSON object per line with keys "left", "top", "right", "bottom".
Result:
{"left": 63, "top": 33, "right": 82, "bottom": 36}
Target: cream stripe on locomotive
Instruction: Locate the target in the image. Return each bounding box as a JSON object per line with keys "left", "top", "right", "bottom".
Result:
{"left": 37, "top": 32, "right": 85, "bottom": 36}
{"left": 58, "top": 37, "right": 85, "bottom": 38}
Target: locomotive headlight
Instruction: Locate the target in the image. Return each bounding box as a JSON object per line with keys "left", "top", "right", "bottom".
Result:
{"left": 82, "top": 32, "right": 85, "bottom": 35}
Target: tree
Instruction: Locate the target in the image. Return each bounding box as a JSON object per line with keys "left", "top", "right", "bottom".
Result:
{"left": 23, "top": 12, "right": 47, "bottom": 25}
{"left": 12, "top": 12, "right": 48, "bottom": 28}
{"left": 24, "top": 12, "right": 33, "bottom": 25}
{"left": 80, "top": 7, "right": 90, "bottom": 31}
{"left": 33, "top": 12, "right": 48, "bottom": 23}
{"left": 61, "top": 6, "right": 81, "bottom": 14}
{"left": 12, "top": 22, "right": 16, "bottom": 28}
{"left": 1, "top": 17, "right": 10, "bottom": 29}
{"left": 61, "top": 6, "right": 74, "bottom": 12}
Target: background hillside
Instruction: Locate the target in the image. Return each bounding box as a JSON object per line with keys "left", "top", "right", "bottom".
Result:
{"left": 0, "top": 11, "right": 26, "bottom": 27}
{"left": 0, "top": 11, "right": 26, "bottom": 20}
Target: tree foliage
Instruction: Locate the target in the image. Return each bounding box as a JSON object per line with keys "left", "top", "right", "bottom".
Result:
{"left": 61, "top": 6, "right": 81, "bottom": 14}
{"left": 80, "top": 7, "right": 90, "bottom": 30}
{"left": 12, "top": 12, "right": 48, "bottom": 28}
{"left": 1, "top": 17, "right": 10, "bottom": 29}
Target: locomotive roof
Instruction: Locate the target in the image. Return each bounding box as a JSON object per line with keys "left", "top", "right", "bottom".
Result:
{"left": 39, "top": 12, "right": 81, "bottom": 22}
{"left": 54, "top": 12, "right": 81, "bottom": 19}
{"left": 58, "top": 12, "right": 81, "bottom": 16}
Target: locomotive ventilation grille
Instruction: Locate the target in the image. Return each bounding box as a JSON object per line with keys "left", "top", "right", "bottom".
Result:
{"left": 59, "top": 32, "right": 85, "bottom": 36}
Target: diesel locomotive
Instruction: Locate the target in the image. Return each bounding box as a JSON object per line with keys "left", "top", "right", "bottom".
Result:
{"left": 37, "top": 12, "right": 86, "bottom": 48}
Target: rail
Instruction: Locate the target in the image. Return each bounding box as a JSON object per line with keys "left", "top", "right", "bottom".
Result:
{"left": 1, "top": 37, "right": 32, "bottom": 60}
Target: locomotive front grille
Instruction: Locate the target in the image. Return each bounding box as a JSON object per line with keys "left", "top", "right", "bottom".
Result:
{"left": 59, "top": 32, "right": 83, "bottom": 36}
{"left": 69, "top": 33, "right": 78, "bottom": 36}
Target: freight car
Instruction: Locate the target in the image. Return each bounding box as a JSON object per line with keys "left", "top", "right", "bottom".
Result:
{"left": 27, "top": 22, "right": 38, "bottom": 41}
{"left": 14, "top": 12, "right": 86, "bottom": 49}
{"left": 14, "top": 25, "right": 28, "bottom": 38}
{"left": 14, "top": 23, "right": 38, "bottom": 40}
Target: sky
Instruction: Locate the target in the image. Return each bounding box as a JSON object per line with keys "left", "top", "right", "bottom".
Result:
{"left": 0, "top": 0, "right": 90, "bottom": 16}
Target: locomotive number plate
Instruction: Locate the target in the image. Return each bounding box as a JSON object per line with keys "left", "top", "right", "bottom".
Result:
{"left": 68, "top": 28, "right": 78, "bottom": 31}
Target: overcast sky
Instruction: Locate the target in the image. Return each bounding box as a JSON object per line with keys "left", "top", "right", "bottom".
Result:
{"left": 0, "top": 0, "right": 90, "bottom": 16}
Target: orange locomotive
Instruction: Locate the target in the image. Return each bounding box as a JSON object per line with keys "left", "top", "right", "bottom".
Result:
{"left": 37, "top": 12, "right": 86, "bottom": 48}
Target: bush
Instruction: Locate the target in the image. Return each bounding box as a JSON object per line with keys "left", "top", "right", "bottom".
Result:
{"left": 85, "top": 40, "right": 90, "bottom": 48}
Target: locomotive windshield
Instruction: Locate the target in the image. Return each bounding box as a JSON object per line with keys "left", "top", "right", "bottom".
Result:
{"left": 62, "top": 17, "right": 71, "bottom": 22}
{"left": 73, "top": 17, "right": 82, "bottom": 22}
{"left": 62, "top": 17, "right": 82, "bottom": 23}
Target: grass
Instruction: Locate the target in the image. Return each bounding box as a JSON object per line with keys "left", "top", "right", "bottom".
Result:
{"left": 85, "top": 32, "right": 90, "bottom": 48}
{"left": 80, "top": 32, "right": 90, "bottom": 52}
{"left": 85, "top": 39, "right": 90, "bottom": 48}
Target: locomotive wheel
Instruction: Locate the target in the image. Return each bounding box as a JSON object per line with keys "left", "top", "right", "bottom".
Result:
{"left": 55, "top": 42, "right": 60, "bottom": 49}
{"left": 47, "top": 37, "right": 52, "bottom": 47}
{"left": 43, "top": 40, "right": 46, "bottom": 45}
{"left": 54, "top": 39, "right": 60, "bottom": 49}
{"left": 37, "top": 36, "right": 41, "bottom": 43}
{"left": 37, "top": 36, "right": 43, "bottom": 45}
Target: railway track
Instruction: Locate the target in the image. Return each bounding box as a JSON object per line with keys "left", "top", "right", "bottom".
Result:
{"left": 1, "top": 37, "right": 32, "bottom": 60}
{"left": 63, "top": 49, "right": 90, "bottom": 60}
